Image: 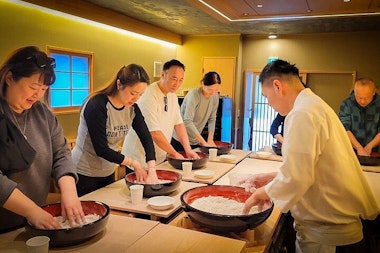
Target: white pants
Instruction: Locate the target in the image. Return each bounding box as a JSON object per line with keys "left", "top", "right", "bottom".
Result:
{"left": 295, "top": 230, "right": 336, "bottom": 253}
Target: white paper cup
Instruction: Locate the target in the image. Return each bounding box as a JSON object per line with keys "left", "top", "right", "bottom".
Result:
{"left": 209, "top": 148, "right": 218, "bottom": 161}
{"left": 26, "top": 236, "right": 49, "bottom": 253}
{"left": 182, "top": 162, "right": 193, "bottom": 176}
{"left": 130, "top": 184, "right": 144, "bottom": 204}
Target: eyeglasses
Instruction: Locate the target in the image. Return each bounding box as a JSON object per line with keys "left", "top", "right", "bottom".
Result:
{"left": 26, "top": 54, "right": 56, "bottom": 69}
{"left": 164, "top": 96, "right": 168, "bottom": 112}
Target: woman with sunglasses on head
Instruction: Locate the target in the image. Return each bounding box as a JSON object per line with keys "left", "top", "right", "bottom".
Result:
{"left": 171, "top": 71, "right": 221, "bottom": 151}
{"left": 72, "top": 65, "right": 158, "bottom": 197}
{"left": 0, "top": 46, "right": 85, "bottom": 232}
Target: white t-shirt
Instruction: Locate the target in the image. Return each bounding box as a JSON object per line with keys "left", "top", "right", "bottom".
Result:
{"left": 122, "top": 82, "right": 183, "bottom": 165}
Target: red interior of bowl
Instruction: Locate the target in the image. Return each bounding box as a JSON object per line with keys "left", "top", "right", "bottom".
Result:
{"left": 42, "top": 201, "right": 108, "bottom": 217}
{"left": 167, "top": 151, "right": 207, "bottom": 159}
{"left": 214, "top": 141, "right": 231, "bottom": 148}
{"left": 199, "top": 141, "right": 231, "bottom": 148}
{"left": 183, "top": 186, "right": 251, "bottom": 205}
{"left": 126, "top": 170, "right": 180, "bottom": 183}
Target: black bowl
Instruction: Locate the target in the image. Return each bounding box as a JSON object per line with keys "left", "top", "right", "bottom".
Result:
{"left": 25, "top": 201, "right": 110, "bottom": 247}
{"left": 199, "top": 141, "right": 233, "bottom": 155}
{"left": 272, "top": 142, "right": 282, "bottom": 156}
{"left": 167, "top": 151, "right": 208, "bottom": 169}
{"left": 180, "top": 185, "right": 273, "bottom": 233}
{"left": 357, "top": 152, "right": 380, "bottom": 166}
{"left": 125, "top": 169, "right": 182, "bottom": 197}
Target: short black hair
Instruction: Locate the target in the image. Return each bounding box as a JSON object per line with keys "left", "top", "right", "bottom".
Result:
{"left": 202, "top": 71, "right": 221, "bottom": 86}
{"left": 163, "top": 59, "right": 185, "bottom": 71}
{"left": 259, "top": 59, "right": 300, "bottom": 84}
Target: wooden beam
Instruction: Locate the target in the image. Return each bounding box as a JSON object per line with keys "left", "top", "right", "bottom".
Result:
{"left": 22, "top": 0, "right": 183, "bottom": 45}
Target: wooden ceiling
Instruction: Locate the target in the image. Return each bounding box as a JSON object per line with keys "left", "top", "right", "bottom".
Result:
{"left": 21, "top": 0, "right": 380, "bottom": 40}
{"left": 82, "top": 0, "right": 380, "bottom": 35}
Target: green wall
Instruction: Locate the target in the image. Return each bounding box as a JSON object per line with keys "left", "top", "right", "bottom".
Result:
{"left": 2, "top": 1, "right": 380, "bottom": 148}
{"left": 241, "top": 32, "right": 380, "bottom": 83}
{"left": 177, "top": 34, "right": 241, "bottom": 90}
{"left": 0, "top": 0, "right": 177, "bottom": 138}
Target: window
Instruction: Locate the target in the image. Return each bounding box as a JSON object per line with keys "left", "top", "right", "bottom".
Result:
{"left": 47, "top": 46, "right": 93, "bottom": 114}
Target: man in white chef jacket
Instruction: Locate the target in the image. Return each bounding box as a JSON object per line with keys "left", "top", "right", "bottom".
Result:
{"left": 243, "top": 59, "right": 379, "bottom": 253}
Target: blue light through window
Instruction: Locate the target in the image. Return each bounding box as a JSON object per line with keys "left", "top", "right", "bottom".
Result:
{"left": 49, "top": 53, "right": 90, "bottom": 108}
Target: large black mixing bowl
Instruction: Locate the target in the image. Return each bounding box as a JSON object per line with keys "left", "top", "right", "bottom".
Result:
{"left": 25, "top": 201, "right": 110, "bottom": 247}
{"left": 167, "top": 151, "right": 208, "bottom": 169}
{"left": 125, "top": 169, "right": 182, "bottom": 197}
{"left": 199, "top": 141, "right": 232, "bottom": 155}
{"left": 181, "top": 185, "right": 273, "bottom": 233}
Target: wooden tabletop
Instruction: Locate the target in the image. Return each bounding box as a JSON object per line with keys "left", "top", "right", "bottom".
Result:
{"left": 0, "top": 214, "right": 159, "bottom": 253}
{"left": 156, "top": 160, "right": 235, "bottom": 184}
{"left": 80, "top": 179, "right": 205, "bottom": 219}
{"left": 125, "top": 223, "right": 246, "bottom": 253}
{"left": 196, "top": 148, "right": 252, "bottom": 164}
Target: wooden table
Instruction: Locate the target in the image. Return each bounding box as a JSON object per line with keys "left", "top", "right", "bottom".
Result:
{"left": 168, "top": 207, "right": 281, "bottom": 253}
{"left": 196, "top": 148, "right": 252, "bottom": 164}
{"left": 213, "top": 157, "right": 282, "bottom": 186}
{"left": 80, "top": 179, "right": 205, "bottom": 219}
{"left": 125, "top": 223, "right": 246, "bottom": 253}
{"left": 0, "top": 214, "right": 159, "bottom": 253}
{"left": 156, "top": 160, "right": 235, "bottom": 184}
{"left": 362, "top": 166, "right": 380, "bottom": 206}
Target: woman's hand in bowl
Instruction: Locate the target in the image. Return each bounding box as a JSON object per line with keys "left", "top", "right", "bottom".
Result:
{"left": 185, "top": 150, "right": 200, "bottom": 159}
{"left": 146, "top": 167, "right": 159, "bottom": 184}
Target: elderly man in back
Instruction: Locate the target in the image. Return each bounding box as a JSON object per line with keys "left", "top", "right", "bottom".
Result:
{"left": 339, "top": 78, "right": 380, "bottom": 156}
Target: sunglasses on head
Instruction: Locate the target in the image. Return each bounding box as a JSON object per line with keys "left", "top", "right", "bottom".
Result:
{"left": 164, "top": 96, "right": 168, "bottom": 112}
{"left": 26, "top": 54, "right": 56, "bottom": 69}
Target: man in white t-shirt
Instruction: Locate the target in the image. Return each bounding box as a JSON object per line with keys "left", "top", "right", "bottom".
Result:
{"left": 122, "top": 59, "right": 199, "bottom": 166}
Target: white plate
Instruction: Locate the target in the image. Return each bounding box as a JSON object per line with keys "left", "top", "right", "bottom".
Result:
{"left": 194, "top": 169, "right": 215, "bottom": 179}
{"left": 219, "top": 154, "right": 237, "bottom": 161}
{"left": 256, "top": 151, "right": 272, "bottom": 158}
{"left": 147, "top": 196, "right": 175, "bottom": 210}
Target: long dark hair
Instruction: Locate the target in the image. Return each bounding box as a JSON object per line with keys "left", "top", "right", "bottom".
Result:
{"left": 0, "top": 46, "right": 56, "bottom": 102}
{"left": 90, "top": 64, "right": 149, "bottom": 99}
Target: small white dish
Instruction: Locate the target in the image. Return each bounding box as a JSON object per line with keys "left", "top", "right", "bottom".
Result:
{"left": 256, "top": 151, "right": 272, "bottom": 158}
{"left": 219, "top": 154, "right": 237, "bottom": 162}
{"left": 194, "top": 169, "right": 215, "bottom": 179}
{"left": 147, "top": 196, "right": 175, "bottom": 211}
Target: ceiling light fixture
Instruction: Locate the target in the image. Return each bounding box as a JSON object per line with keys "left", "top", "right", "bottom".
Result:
{"left": 198, "top": 0, "right": 380, "bottom": 22}
{"left": 257, "top": 4, "right": 263, "bottom": 8}
{"left": 268, "top": 34, "right": 277, "bottom": 39}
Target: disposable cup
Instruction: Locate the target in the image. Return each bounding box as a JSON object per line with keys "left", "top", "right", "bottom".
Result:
{"left": 182, "top": 162, "right": 193, "bottom": 176}
{"left": 209, "top": 148, "right": 218, "bottom": 161}
{"left": 130, "top": 184, "right": 144, "bottom": 204}
{"left": 26, "top": 236, "right": 49, "bottom": 253}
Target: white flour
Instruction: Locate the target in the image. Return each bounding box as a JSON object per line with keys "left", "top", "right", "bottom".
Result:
{"left": 54, "top": 214, "right": 100, "bottom": 229}
{"left": 190, "top": 196, "right": 259, "bottom": 215}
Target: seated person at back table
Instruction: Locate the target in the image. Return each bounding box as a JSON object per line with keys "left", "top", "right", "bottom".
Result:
{"left": 270, "top": 113, "right": 285, "bottom": 144}
{"left": 339, "top": 78, "right": 380, "bottom": 156}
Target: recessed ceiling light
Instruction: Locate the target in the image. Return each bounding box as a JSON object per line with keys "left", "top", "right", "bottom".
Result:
{"left": 268, "top": 34, "right": 277, "bottom": 39}
{"left": 257, "top": 4, "right": 263, "bottom": 8}
{"left": 343, "top": 0, "right": 350, "bottom": 2}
